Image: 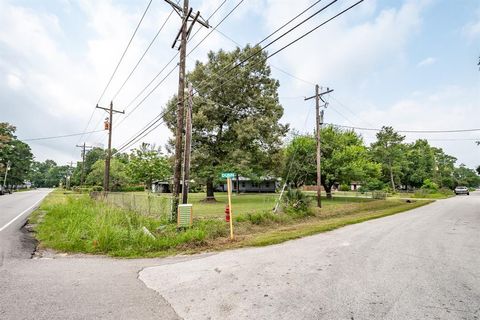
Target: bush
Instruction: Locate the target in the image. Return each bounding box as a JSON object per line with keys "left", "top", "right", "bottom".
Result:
{"left": 118, "top": 185, "right": 145, "bottom": 192}
{"left": 339, "top": 184, "right": 350, "bottom": 192}
{"left": 91, "top": 186, "right": 103, "bottom": 192}
{"left": 421, "top": 179, "right": 439, "bottom": 193}
{"left": 282, "top": 189, "right": 312, "bottom": 216}
{"left": 357, "top": 186, "right": 369, "bottom": 193}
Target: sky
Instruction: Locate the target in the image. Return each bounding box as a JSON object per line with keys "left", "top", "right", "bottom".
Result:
{"left": 0, "top": 0, "right": 479, "bottom": 168}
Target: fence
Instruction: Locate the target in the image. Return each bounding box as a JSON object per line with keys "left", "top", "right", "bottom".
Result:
{"left": 90, "top": 192, "right": 170, "bottom": 219}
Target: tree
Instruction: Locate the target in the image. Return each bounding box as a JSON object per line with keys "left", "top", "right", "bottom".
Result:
{"left": 432, "top": 148, "right": 457, "bottom": 189}
{"left": 86, "top": 158, "right": 128, "bottom": 191}
{"left": 163, "top": 45, "right": 288, "bottom": 200}
{"left": 283, "top": 127, "right": 381, "bottom": 198}
{"left": 477, "top": 165, "right": 480, "bottom": 176}
{"left": 402, "top": 139, "right": 435, "bottom": 188}
{"left": 453, "top": 164, "right": 480, "bottom": 188}
{"left": 370, "top": 126, "right": 406, "bottom": 191}
{"left": 0, "top": 122, "right": 33, "bottom": 186}
{"left": 127, "top": 143, "right": 170, "bottom": 189}
{"left": 282, "top": 135, "right": 316, "bottom": 188}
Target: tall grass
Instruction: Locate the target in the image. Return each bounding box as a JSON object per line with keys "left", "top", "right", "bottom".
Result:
{"left": 34, "top": 193, "right": 227, "bottom": 257}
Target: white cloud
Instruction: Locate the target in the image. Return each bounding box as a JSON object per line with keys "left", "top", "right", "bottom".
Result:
{"left": 417, "top": 56, "right": 436, "bottom": 67}
{"left": 6, "top": 73, "right": 22, "bottom": 90}
{"left": 357, "top": 85, "right": 480, "bottom": 167}
{"left": 462, "top": 8, "right": 480, "bottom": 40}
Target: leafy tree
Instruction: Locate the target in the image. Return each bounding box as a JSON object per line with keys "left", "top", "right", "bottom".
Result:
{"left": 163, "top": 45, "right": 288, "bottom": 200}
{"left": 86, "top": 158, "right": 128, "bottom": 191}
{"left": 402, "top": 139, "right": 435, "bottom": 188}
{"left": 84, "top": 147, "right": 105, "bottom": 176}
{"left": 127, "top": 143, "right": 170, "bottom": 189}
{"left": 476, "top": 165, "right": 480, "bottom": 176}
{"left": 282, "top": 135, "right": 316, "bottom": 188}
{"left": 0, "top": 122, "right": 33, "bottom": 186}
{"left": 284, "top": 127, "right": 381, "bottom": 198}
{"left": 432, "top": 148, "right": 457, "bottom": 189}
{"left": 370, "top": 126, "right": 406, "bottom": 191}
{"left": 453, "top": 164, "right": 480, "bottom": 188}
{"left": 29, "top": 160, "right": 70, "bottom": 187}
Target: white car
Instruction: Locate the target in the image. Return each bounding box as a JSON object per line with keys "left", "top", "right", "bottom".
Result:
{"left": 454, "top": 186, "right": 469, "bottom": 195}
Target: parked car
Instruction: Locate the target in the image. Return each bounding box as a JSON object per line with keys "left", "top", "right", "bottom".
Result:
{"left": 454, "top": 186, "right": 469, "bottom": 195}
{"left": 0, "top": 185, "right": 12, "bottom": 195}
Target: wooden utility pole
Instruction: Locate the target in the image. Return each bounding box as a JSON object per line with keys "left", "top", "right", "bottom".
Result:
{"left": 66, "top": 161, "right": 75, "bottom": 189}
{"left": 76, "top": 143, "right": 93, "bottom": 186}
{"left": 166, "top": 0, "right": 209, "bottom": 218}
{"left": 305, "top": 85, "right": 333, "bottom": 208}
{"left": 96, "top": 101, "right": 124, "bottom": 192}
{"left": 182, "top": 83, "right": 193, "bottom": 204}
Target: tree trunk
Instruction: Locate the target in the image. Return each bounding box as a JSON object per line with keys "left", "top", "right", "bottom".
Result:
{"left": 389, "top": 161, "right": 396, "bottom": 192}
{"left": 236, "top": 173, "right": 240, "bottom": 195}
{"left": 324, "top": 184, "right": 332, "bottom": 199}
{"left": 205, "top": 177, "right": 216, "bottom": 202}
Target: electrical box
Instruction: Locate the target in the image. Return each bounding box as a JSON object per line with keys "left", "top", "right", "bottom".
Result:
{"left": 177, "top": 204, "right": 193, "bottom": 227}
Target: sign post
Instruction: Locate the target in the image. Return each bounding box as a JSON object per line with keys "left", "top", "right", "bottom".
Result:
{"left": 221, "top": 173, "right": 235, "bottom": 240}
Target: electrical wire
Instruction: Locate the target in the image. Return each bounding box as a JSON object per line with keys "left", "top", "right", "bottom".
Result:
{"left": 22, "top": 130, "right": 104, "bottom": 142}
{"left": 112, "top": 0, "right": 232, "bottom": 134}
{"left": 326, "top": 124, "right": 480, "bottom": 133}
{"left": 114, "top": 0, "right": 366, "bottom": 153}
{"left": 111, "top": 7, "right": 177, "bottom": 102}
{"left": 77, "top": 0, "right": 154, "bottom": 144}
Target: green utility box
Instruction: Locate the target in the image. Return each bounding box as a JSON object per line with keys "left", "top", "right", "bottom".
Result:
{"left": 177, "top": 204, "right": 193, "bottom": 227}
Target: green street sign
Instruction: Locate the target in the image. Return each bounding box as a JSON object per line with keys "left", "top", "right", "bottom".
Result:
{"left": 221, "top": 172, "right": 236, "bottom": 179}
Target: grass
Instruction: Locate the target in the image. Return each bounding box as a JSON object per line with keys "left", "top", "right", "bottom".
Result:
{"left": 30, "top": 190, "right": 433, "bottom": 258}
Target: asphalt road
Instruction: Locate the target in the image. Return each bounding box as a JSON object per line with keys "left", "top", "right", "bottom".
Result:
{"left": 140, "top": 192, "right": 480, "bottom": 320}
{"left": 1, "top": 191, "right": 479, "bottom": 319}
{"left": 0, "top": 189, "right": 52, "bottom": 261}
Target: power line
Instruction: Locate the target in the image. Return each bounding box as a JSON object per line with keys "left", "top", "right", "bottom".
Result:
{"left": 22, "top": 130, "right": 104, "bottom": 142}
{"left": 96, "top": 0, "right": 153, "bottom": 106}
{"left": 78, "top": 0, "right": 153, "bottom": 145}
{"left": 327, "top": 123, "right": 480, "bottom": 133}
{"left": 195, "top": 0, "right": 340, "bottom": 94}
{"left": 112, "top": 0, "right": 231, "bottom": 133}
{"left": 267, "top": 0, "right": 365, "bottom": 59}
{"left": 115, "top": 0, "right": 364, "bottom": 153}
{"left": 111, "top": 7, "right": 177, "bottom": 102}
{"left": 187, "top": 0, "right": 245, "bottom": 57}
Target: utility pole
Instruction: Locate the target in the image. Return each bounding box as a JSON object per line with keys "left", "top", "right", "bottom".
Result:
{"left": 76, "top": 143, "right": 93, "bottom": 186}
{"left": 182, "top": 83, "right": 193, "bottom": 204}
{"left": 305, "top": 85, "right": 333, "bottom": 208}
{"left": 166, "top": 0, "right": 209, "bottom": 219}
{"left": 66, "top": 161, "right": 75, "bottom": 189}
{"left": 3, "top": 161, "right": 11, "bottom": 188}
{"left": 96, "top": 101, "right": 124, "bottom": 192}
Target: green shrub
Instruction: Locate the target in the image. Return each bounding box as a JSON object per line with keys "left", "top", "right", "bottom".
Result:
{"left": 91, "top": 186, "right": 103, "bottom": 192}
{"left": 339, "top": 184, "right": 350, "bottom": 192}
{"left": 282, "top": 189, "right": 312, "bottom": 215}
{"left": 118, "top": 185, "right": 145, "bottom": 192}
{"left": 421, "top": 179, "right": 439, "bottom": 193}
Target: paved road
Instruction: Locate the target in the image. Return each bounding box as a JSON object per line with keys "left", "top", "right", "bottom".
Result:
{"left": 140, "top": 192, "right": 480, "bottom": 320}
{"left": 1, "top": 191, "right": 479, "bottom": 319}
{"left": 0, "top": 190, "right": 180, "bottom": 320}
{"left": 0, "top": 189, "right": 52, "bottom": 261}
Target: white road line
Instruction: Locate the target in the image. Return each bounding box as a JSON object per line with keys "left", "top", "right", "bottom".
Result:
{"left": 0, "top": 197, "right": 44, "bottom": 232}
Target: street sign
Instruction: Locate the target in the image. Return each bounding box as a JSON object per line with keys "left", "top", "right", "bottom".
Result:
{"left": 221, "top": 173, "right": 236, "bottom": 179}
